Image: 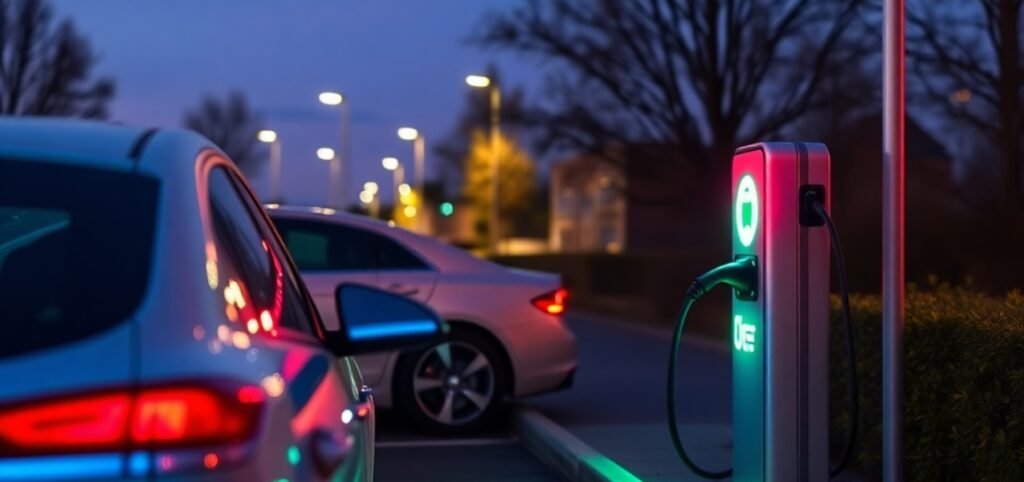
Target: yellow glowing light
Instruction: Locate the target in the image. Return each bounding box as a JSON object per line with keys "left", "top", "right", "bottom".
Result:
{"left": 397, "top": 127, "right": 419, "bottom": 141}
{"left": 260, "top": 311, "right": 274, "bottom": 331}
{"left": 398, "top": 183, "right": 411, "bottom": 197}
{"left": 225, "top": 305, "right": 238, "bottom": 322}
{"left": 321, "top": 208, "right": 336, "bottom": 215}
{"left": 265, "top": 203, "right": 280, "bottom": 210}
{"left": 387, "top": 220, "right": 396, "bottom": 227}
{"left": 217, "top": 325, "right": 231, "bottom": 343}
{"left": 363, "top": 182, "right": 379, "bottom": 194}
{"left": 232, "top": 331, "right": 251, "bottom": 350}
{"left": 465, "top": 75, "right": 491, "bottom": 88}
{"left": 261, "top": 373, "right": 286, "bottom": 398}
{"left": 359, "top": 190, "right": 374, "bottom": 204}
{"left": 403, "top": 205, "right": 417, "bottom": 218}
{"left": 382, "top": 157, "right": 399, "bottom": 171}
{"left": 316, "top": 147, "right": 336, "bottom": 161}
{"left": 318, "top": 91, "right": 343, "bottom": 106}
{"left": 206, "top": 260, "right": 218, "bottom": 289}
{"left": 257, "top": 130, "right": 278, "bottom": 143}
{"left": 246, "top": 319, "right": 259, "bottom": 334}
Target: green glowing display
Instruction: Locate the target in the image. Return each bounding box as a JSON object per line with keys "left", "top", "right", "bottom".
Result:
{"left": 733, "top": 315, "right": 756, "bottom": 352}
{"left": 287, "top": 445, "right": 301, "bottom": 465}
{"left": 439, "top": 202, "right": 454, "bottom": 217}
{"left": 735, "top": 174, "right": 759, "bottom": 247}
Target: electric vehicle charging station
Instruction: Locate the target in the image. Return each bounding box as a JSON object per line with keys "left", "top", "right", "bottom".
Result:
{"left": 732, "top": 142, "right": 831, "bottom": 481}
{"left": 669, "top": 141, "right": 854, "bottom": 482}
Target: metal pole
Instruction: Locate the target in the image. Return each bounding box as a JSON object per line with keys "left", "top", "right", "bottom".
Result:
{"left": 414, "top": 135, "right": 426, "bottom": 232}
{"left": 882, "top": 0, "right": 905, "bottom": 480}
{"left": 270, "top": 140, "right": 282, "bottom": 203}
{"left": 489, "top": 86, "right": 501, "bottom": 254}
{"left": 340, "top": 105, "right": 351, "bottom": 210}
{"left": 329, "top": 157, "right": 340, "bottom": 209}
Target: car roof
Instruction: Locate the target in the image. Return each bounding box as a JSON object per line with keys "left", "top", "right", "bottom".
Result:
{"left": 0, "top": 117, "right": 154, "bottom": 169}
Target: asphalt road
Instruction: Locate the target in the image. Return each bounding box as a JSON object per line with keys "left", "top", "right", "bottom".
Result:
{"left": 532, "top": 311, "right": 732, "bottom": 426}
{"left": 374, "top": 310, "right": 731, "bottom": 482}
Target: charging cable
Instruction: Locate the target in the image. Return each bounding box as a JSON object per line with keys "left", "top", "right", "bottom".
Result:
{"left": 666, "top": 199, "right": 857, "bottom": 479}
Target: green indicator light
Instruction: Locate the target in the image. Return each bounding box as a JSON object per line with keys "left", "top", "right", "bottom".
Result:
{"left": 439, "top": 202, "right": 454, "bottom": 217}
{"left": 735, "top": 174, "right": 759, "bottom": 247}
{"left": 734, "top": 315, "right": 756, "bottom": 352}
{"left": 287, "top": 445, "right": 301, "bottom": 465}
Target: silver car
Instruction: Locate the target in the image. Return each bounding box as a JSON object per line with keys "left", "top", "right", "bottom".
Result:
{"left": 0, "top": 119, "right": 442, "bottom": 481}
{"left": 269, "top": 207, "right": 578, "bottom": 434}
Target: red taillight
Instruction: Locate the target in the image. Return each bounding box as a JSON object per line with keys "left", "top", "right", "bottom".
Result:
{"left": 0, "top": 383, "right": 262, "bottom": 456}
{"left": 532, "top": 288, "right": 569, "bottom": 315}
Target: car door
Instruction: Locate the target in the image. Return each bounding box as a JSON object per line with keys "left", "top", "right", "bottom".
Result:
{"left": 370, "top": 231, "right": 438, "bottom": 304}
{"left": 208, "top": 166, "right": 373, "bottom": 481}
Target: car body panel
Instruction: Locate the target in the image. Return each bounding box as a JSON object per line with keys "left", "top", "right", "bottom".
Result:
{"left": 0, "top": 121, "right": 374, "bottom": 481}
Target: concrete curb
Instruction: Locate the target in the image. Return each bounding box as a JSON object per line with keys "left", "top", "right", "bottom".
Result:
{"left": 513, "top": 407, "right": 643, "bottom": 482}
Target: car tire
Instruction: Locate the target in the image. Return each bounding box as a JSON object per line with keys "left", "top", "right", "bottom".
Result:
{"left": 393, "top": 326, "right": 509, "bottom": 435}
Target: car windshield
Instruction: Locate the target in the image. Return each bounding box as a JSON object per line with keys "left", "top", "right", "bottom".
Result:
{"left": 0, "top": 159, "right": 159, "bottom": 359}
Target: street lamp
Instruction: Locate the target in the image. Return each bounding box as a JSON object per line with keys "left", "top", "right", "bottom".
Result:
{"left": 397, "top": 127, "right": 426, "bottom": 232}
{"left": 319, "top": 91, "right": 350, "bottom": 207}
{"left": 258, "top": 129, "right": 282, "bottom": 203}
{"left": 317, "top": 147, "right": 341, "bottom": 209}
{"left": 466, "top": 73, "right": 502, "bottom": 254}
{"left": 381, "top": 157, "right": 405, "bottom": 212}
{"left": 359, "top": 183, "right": 380, "bottom": 218}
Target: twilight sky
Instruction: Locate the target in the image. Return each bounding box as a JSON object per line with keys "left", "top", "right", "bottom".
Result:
{"left": 51, "top": 0, "right": 538, "bottom": 207}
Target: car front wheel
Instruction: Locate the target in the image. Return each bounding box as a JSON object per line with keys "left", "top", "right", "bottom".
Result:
{"left": 394, "top": 327, "right": 508, "bottom": 434}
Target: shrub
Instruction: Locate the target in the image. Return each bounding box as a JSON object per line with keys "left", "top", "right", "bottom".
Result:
{"left": 831, "top": 286, "right": 1024, "bottom": 481}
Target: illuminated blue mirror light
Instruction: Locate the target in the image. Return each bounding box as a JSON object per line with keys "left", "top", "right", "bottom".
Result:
{"left": 336, "top": 284, "right": 442, "bottom": 343}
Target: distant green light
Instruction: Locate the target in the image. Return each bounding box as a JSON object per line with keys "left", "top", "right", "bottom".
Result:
{"left": 439, "top": 202, "right": 454, "bottom": 217}
{"left": 287, "top": 445, "right": 301, "bottom": 466}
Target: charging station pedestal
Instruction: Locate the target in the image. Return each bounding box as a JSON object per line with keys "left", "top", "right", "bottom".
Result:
{"left": 732, "top": 142, "right": 830, "bottom": 482}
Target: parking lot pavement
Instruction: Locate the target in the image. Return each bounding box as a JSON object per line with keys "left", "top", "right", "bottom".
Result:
{"left": 374, "top": 411, "right": 563, "bottom": 482}
{"left": 526, "top": 310, "right": 733, "bottom": 481}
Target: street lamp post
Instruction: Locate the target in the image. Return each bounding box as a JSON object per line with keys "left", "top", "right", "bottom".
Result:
{"left": 317, "top": 147, "right": 340, "bottom": 209}
{"left": 466, "top": 74, "right": 502, "bottom": 254}
{"left": 319, "top": 91, "right": 350, "bottom": 208}
{"left": 258, "top": 130, "right": 282, "bottom": 203}
{"left": 882, "top": 0, "right": 906, "bottom": 480}
{"left": 398, "top": 127, "right": 426, "bottom": 232}
{"left": 382, "top": 156, "right": 404, "bottom": 219}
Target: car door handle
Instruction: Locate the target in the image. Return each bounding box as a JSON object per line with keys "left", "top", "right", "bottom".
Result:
{"left": 311, "top": 429, "right": 353, "bottom": 476}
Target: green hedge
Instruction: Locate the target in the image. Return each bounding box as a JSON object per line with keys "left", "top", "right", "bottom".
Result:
{"left": 832, "top": 286, "right": 1024, "bottom": 481}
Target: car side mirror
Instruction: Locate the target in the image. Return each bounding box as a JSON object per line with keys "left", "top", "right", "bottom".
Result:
{"left": 323, "top": 283, "right": 444, "bottom": 356}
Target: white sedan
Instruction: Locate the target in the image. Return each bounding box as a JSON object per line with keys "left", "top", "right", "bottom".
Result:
{"left": 269, "top": 207, "right": 578, "bottom": 433}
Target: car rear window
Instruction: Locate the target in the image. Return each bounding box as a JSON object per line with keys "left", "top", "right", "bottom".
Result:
{"left": 0, "top": 159, "right": 159, "bottom": 359}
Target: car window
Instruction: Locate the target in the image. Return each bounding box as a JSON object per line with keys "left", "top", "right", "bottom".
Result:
{"left": 373, "top": 233, "right": 429, "bottom": 270}
{"left": 272, "top": 217, "right": 374, "bottom": 272}
{"left": 0, "top": 160, "right": 158, "bottom": 359}
{"left": 207, "top": 168, "right": 315, "bottom": 336}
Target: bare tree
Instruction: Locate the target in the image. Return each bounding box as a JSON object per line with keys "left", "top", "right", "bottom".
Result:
{"left": 908, "top": 0, "right": 1023, "bottom": 213}
{"left": 183, "top": 91, "right": 265, "bottom": 176}
{"left": 476, "top": 0, "right": 869, "bottom": 185}
{"left": 0, "top": 0, "right": 114, "bottom": 118}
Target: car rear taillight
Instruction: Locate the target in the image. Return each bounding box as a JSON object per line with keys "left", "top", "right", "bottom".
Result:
{"left": 0, "top": 383, "right": 263, "bottom": 456}
{"left": 532, "top": 288, "right": 569, "bottom": 315}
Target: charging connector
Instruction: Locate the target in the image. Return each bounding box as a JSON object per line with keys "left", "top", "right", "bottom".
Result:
{"left": 668, "top": 257, "right": 759, "bottom": 480}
